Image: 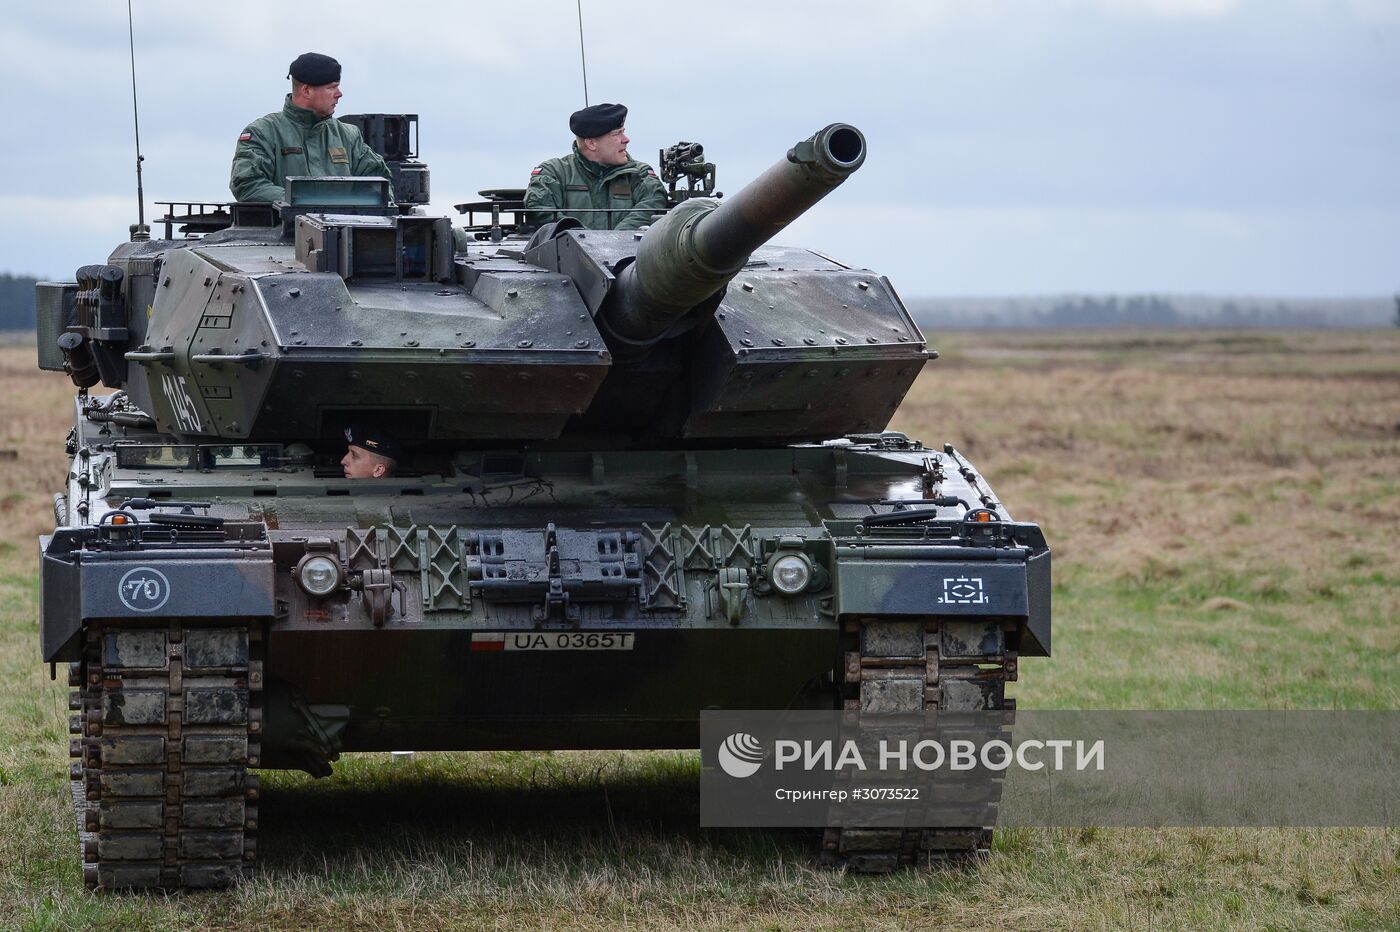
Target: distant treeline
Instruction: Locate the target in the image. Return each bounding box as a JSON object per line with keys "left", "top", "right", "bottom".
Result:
{"left": 0, "top": 274, "right": 37, "bottom": 331}
{"left": 0, "top": 273, "right": 1395, "bottom": 331}
{"left": 907, "top": 294, "right": 1396, "bottom": 329}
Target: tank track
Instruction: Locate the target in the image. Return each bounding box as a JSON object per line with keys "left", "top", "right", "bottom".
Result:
{"left": 67, "top": 620, "right": 262, "bottom": 890}
{"left": 819, "top": 618, "right": 1015, "bottom": 872}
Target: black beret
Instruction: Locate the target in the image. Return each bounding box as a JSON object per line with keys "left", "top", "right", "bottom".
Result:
{"left": 570, "top": 103, "right": 627, "bottom": 138}
{"left": 344, "top": 425, "right": 398, "bottom": 460}
{"left": 288, "top": 52, "right": 341, "bottom": 86}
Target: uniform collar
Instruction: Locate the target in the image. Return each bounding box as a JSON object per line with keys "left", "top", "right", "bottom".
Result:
{"left": 571, "top": 141, "right": 636, "bottom": 181}
{"left": 281, "top": 94, "right": 330, "bottom": 128}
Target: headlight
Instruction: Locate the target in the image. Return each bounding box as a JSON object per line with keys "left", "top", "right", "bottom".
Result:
{"left": 295, "top": 553, "right": 342, "bottom": 597}
{"left": 769, "top": 553, "right": 812, "bottom": 596}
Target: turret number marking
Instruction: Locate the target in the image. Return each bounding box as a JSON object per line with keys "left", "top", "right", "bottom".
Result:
{"left": 161, "top": 373, "right": 203, "bottom": 432}
{"left": 117, "top": 567, "right": 172, "bottom": 612}
{"left": 471, "top": 632, "right": 635, "bottom": 652}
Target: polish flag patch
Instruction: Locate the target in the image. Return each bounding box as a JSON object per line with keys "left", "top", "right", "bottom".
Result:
{"left": 531, "top": 167, "right": 543, "bottom": 175}
{"left": 238, "top": 132, "right": 252, "bottom": 141}
{"left": 471, "top": 632, "right": 506, "bottom": 651}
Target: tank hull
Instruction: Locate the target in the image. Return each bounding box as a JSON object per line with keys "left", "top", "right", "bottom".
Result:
{"left": 43, "top": 414, "right": 1049, "bottom": 780}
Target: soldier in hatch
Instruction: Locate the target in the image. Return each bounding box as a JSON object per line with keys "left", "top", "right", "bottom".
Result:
{"left": 524, "top": 103, "right": 668, "bottom": 231}
{"left": 341, "top": 426, "right": 397, "bottom": 479}
{"left": 229, "top": 52, "right": 394, "bottom": 203}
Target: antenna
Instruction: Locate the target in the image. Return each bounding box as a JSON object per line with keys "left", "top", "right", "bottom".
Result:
{"left": 126, "top": 0, "right": 149, "bottom": 241}
{"left": 571, "top": 0, "right": 588, "bottom": 106}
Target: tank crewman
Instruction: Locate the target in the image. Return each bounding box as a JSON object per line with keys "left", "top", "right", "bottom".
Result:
{"left": 523, "top": 103, "right": 668, "bottom": 231}
{"left": 229, "top": 52, "right": 393, "bottom": 203}
{"left": 341, "top": 425, "right": 398, "bottom": 479}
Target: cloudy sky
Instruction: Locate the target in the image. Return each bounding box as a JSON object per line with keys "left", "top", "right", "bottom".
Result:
{"left": 2, "top": 0, "right": 1396, "bottom": 297}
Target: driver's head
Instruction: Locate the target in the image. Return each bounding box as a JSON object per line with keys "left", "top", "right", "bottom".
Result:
{"left": 341, "top": 425, "right": 397, "bottom": 479}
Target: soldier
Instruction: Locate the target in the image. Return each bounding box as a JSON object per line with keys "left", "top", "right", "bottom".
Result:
{"left": 524, "top": 103, "right": 668, "bottom": 231}
{"left": 229, "top": 52, "right": 393, "bottom": 203}
{"left": 341, "top": 426, "right": 397, "bottom": 479}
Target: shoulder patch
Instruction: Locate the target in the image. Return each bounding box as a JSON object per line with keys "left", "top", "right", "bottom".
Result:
{"left": 531, "top": 167, "right": 543, "bottom": 175}
{"left": 239, "top": 132, "right": 252, "bottom": 142}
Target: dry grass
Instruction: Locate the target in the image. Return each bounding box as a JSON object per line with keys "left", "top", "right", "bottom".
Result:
{"left": 1, "top": 330, "right": 1398, "bottom": 929}
{"left": 894, "top": 330, "right": 1400, "bottom": 711}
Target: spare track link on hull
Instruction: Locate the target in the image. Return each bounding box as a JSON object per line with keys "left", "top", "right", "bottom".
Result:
{"left": 68, "top": 619, "right": 262, "bottom": 890}
{"left": 819, "top": 617, "right": 1015, "bottom": 873}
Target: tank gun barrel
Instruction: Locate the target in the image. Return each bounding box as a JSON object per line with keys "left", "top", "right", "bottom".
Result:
{"left": 600, "top": 123, "right": 866, "bottom": 347}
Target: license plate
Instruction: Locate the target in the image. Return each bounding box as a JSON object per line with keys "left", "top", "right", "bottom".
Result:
{"left": 471, "top": 632, "right": 635, "bottom": 652}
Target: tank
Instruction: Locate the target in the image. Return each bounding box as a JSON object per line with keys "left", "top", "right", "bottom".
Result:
{"left": 36, "top": 120, "right": 1051, "bottom": 889}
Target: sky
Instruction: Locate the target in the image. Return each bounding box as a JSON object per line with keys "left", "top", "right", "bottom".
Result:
{"left": 1, "top": 0, "right": 1396, "bottom": 297}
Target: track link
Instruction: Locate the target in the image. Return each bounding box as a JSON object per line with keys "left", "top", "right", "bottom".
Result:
{"left": 69, "top": 619, "right": 262, "bottom": 890}
{"left": 819, "top": 617, "right": 1015, "bottom": 872}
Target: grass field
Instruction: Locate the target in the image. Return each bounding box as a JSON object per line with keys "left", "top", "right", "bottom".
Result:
{"left": 1, "top": 330, "right": 1397, "bottom": 930}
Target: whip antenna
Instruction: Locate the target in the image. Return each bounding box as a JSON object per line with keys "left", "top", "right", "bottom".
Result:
{"left": 576, "top": 0, "right": 588, "bottom": 106}
{"left": 126, "top": 0, "right": 148, "bottom": 240}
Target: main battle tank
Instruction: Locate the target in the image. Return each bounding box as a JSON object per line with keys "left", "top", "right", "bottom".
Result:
{"left": 37, "top": 120, "right": 1050, "bottom": 889}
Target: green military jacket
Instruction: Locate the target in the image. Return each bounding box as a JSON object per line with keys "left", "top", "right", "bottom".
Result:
{"left": 523, "top": 144, "right": 668, "bottom": 231}
{"left": 229, "top": 96, "right": 393, "bottom": 203}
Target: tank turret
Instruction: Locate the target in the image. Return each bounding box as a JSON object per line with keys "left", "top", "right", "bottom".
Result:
{"left": 37, "top": 122, "right": 928, "bottom": 447}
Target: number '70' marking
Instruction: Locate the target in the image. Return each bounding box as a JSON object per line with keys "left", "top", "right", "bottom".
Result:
{"left": 117, "top": 567, "right": 171, "bottom": 612}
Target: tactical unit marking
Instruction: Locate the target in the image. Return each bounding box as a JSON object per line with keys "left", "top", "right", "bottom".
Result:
{"left": 938, "top": 577, "right": 988, "bottom": 605}
{"left": 116, "top": 568, "right": 171, "bottom": 613}
{"left": 470, "top": 632, "right": 635, "bottom": 651}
